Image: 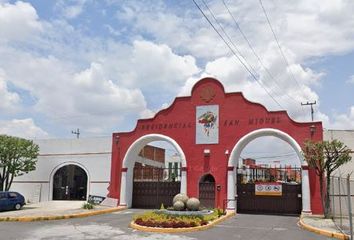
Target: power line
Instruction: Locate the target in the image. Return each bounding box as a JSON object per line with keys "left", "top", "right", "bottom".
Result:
{"left": 200, "top": 0, "right": 257, "bottom": 76}
{"left": 192, "top": 0, "right": 283, "bottom": 109}
{"left": 258, "top": 0, "right": 303, "bottom": 90}
{"left": 247, "top": 152, "right": 297, "bottom": 160}
{"left": 221, "top": 0, "right": 304, "bottom": 113}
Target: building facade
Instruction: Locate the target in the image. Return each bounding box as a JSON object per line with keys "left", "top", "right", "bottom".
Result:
{"left": 11, "top": 137, "right": 112, "bottom": 203}
{"left": 12, "top": 78, "right": 354, "bottom": 216}
{"left": 108, "top": 77, "right": 324, "bottom": 214}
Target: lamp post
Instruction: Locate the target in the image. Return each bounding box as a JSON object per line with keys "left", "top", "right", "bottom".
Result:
{"left": 310, "top": 125, "right": 316, "bottom": 138}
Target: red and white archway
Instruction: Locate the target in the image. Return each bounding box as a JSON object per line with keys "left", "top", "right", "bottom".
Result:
{"left": 119, "top": 134, "right": 187, "bottom": 207}
{"left": 108, "top": 77, "right": 323, "bottom": 214}
{"left": 226, "top": 128, "right": 311, "bottom": 213}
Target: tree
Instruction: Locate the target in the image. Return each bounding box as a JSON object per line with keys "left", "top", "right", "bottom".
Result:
{"left": 0, "top": 135, "right": 39, "bottom": 191}
{"left": 302, "top": 140, "right": 352, "bottom": 218}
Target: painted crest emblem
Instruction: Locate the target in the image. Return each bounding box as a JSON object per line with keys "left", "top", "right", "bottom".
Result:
{"left": 198, "top": 111, "right": 217, "bottom": 137}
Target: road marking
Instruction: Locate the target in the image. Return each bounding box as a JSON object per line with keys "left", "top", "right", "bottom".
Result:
{"left": 273, "top": 227, "right": 288, "bottom": 231}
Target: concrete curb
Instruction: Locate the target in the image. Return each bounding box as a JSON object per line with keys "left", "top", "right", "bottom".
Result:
{"left": 0, "top": 206, "right": 127, "bottom": 222}
{"left": 299, "top": 217, "right": 349, "bottom": 240}
{"left": 130, "top": 210, "right": 235, "bottom": 233}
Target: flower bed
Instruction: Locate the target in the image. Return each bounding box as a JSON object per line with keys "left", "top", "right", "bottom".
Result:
{"left": 133, "top": 209, "right": 225, "bottom": 228}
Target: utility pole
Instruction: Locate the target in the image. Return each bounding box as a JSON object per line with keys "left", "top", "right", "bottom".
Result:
{"left": 71, "top": 128, "right": 80, "bottom": 139}
{"left": 301, "top": 101, "right": 316, "bottom": 121}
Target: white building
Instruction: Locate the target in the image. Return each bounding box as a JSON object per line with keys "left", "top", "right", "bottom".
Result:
{"left": 323, "top": 129, "right": 354, "bottom": 177}
{"left": 11, "top": 137, "right": 112, "bottom": 203}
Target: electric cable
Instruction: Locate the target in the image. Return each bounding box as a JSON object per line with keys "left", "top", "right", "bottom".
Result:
{"left": 192, "top": 0, "right": 283, "bottom": 109}
{"left": 222, "top": 0, "right": 304, "bottom": 114}
{"left": 258, "top": 0, "right": 303, "bottom": 89}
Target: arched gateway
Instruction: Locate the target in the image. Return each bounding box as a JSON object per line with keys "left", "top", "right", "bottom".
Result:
{"left": 108, "top": 78, "right": 323, "bottom": 214}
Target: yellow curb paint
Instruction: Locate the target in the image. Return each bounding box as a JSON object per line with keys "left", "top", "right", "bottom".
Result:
{"left": 130, "top": 211, "right": 236, "bottom": 233}
{"left": 0, "top": 206, "right": 127, "bottom": 222}
{"left": 299, "top": 218, "right": 349, "bottom": 240}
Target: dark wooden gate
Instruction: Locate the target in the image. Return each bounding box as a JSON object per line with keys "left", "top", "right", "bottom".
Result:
{"left": 199, "top": 174, "right": 216, "bottom": 208}
{"left": 237, "top": 183, "right": 302, "bottom": 215}
{"left": 132, "top": 181, "right": 181, "bottom": 209}
{"left": 132, "top": 166, "right": 181, "bottom": 209}
{"left": 199, "top": 182, "right": 215, "bottom": 208}
{"left": 237, "top": 167, "right": 302, "bottom": 215}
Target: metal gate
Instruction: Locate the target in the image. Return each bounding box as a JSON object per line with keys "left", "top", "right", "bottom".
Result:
{"left": 132, "top": 166, "right": 181, "bottom": 209}
{"left": 53, "top": 164, "right": 87, "bottom": 200}
{"left": 199, "top": 182, "right": 215, "bottom": 208}
{"left": 199, "top": 174, "right": 216, "bottom": 208}
{"left": 237, "top": 167, "right": 302, "bottom": 215}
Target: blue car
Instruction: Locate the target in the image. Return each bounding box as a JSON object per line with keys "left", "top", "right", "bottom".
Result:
{"left": 0, "top": 191, "right": 25, "bottom": 211}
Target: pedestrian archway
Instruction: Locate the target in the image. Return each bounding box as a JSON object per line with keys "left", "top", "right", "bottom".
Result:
{"left": 52, "top": 164, "right": 88, "bottom": 200}
{"left": 199, "top": 174, "right": 215, "bottom": 208}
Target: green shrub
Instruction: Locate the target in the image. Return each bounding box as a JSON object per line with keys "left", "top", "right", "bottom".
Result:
{"left": 216, "top": 208, "right": 226, "bottom": 217}
{"left": 82, "top": 202, "right": 94, "bottom": 210}
{"left": 133, "top": 209, "right": 221, "bottom": 228}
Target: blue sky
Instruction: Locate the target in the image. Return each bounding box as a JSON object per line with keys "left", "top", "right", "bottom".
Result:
{"left": 0, "top": 0, "right": 354, "bottom": 143}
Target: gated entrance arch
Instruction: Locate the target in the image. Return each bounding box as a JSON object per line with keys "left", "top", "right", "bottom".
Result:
{"left": 119, "top": 134, "right": 187, "bottom": 207}
{"left": 109, "top": 77, "right": 323, "bottom": 214}
{"left": 226, "top": 128, "right": 310, "bottom": 214}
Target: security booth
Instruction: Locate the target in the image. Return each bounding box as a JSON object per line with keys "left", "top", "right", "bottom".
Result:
{"left": 108, "top": 77, "right": 323, "bottom": 215}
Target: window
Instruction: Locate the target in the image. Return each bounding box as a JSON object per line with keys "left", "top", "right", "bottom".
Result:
{"left": 8, "top": 192, "right": 17, "bottom": 198}
{"left": 0, "top": 193, "right": 6, "bottom": 199}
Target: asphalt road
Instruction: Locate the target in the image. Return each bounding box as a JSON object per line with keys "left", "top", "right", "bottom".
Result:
{"left": 0, "top": 209, "right": 333, "bottom": 240}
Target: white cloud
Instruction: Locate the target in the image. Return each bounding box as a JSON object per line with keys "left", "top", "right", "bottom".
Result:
{"left": 126, "top": 40, "right": 200, "bottom": 90}
{"left": 346, "top": 75, "right": 354, "bottom": 84}
{"left": 115, "top": 0, "right": 354, "bottom": 61}
{"left": 56, "top": 0, "right": 87, "bottom": 19}
{"left": 0, "top": 0, "right": 354, "bottom": 138}
{"left": 72, "top": 62, "right": 147, "bottom": 116}
{"left": 0, "top": 47, "right": 149, "bottom": 134}
{"left": 0, "top": 1, "right": 42, "bottom": 42}
{"left": 0, "top": 69, "right": 20, "bottom": 114}
{"left": 0, "top": 118, "right": 48, "bottom": 139}
{"left": 326, "top": 107, "right": 354, "bottom": 129}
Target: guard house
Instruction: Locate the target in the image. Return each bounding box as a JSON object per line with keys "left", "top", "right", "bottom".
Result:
{"left": 108, "top": 77, "right": 323, "bottom": 215}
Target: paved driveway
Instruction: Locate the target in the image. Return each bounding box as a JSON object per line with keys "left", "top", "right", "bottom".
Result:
{"left": 0, "top": 209, "right": 333, "bottom": 239}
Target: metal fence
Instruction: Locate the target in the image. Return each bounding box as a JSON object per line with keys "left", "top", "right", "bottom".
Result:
{"left": 237, "top": 166, "right": 302, "bottom": 184}
{"left": 133, "top": 166, "right": 181, "bottom": 182}
{"left": 329, "top": 175, "right": 354, "bottom": 239}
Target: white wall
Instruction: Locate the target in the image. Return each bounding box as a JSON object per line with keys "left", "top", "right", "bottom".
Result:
{"left": 11, "top": 137, "right": 112, "bottom": 203}
{"left": 323, "top": 130, "right": 354, "bottom": 177}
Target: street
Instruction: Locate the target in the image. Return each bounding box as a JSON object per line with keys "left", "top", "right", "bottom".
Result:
{"left": 0, "top": 209, "right": 333, "bottom": 240}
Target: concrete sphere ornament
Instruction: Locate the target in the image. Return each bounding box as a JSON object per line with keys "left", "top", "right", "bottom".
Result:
{"left": 173, "top": 200, "right": 185, "bottom": 211}
{"left": 186, "top": 197, "right": 200, "bottom": 211}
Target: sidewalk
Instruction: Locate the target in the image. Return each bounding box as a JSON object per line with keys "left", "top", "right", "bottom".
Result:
{"left": 0, "top": 201, "right": 126, "bottom": 222}
{"left": 299, "top": 214, "right": 349, "bottom": 240}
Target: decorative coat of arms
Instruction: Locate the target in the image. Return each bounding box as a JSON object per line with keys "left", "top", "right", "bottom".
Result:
{"left": 198, "top": 111, "right": 217, "bottom": 137}
{"left": 196, "top": 105, "right": 219, "bottom": 144}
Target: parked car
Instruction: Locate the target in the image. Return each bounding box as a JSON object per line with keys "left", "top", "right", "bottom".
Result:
{"left": 0, "top": 191, "right": 25, "bottom": 211}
